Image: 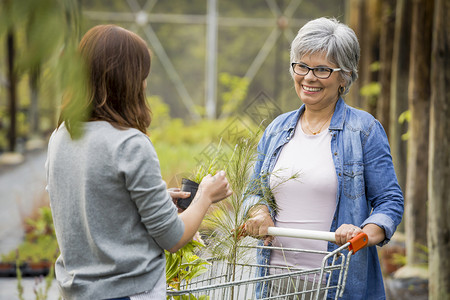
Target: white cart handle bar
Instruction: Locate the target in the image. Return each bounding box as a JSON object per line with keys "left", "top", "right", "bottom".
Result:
{"left": 267, "top": 227, "right": 368, "bottom": 253}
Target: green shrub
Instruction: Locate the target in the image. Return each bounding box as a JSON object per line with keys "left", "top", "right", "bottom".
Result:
{"left": 1, "top": 206, "right": 59, "bottom": 265}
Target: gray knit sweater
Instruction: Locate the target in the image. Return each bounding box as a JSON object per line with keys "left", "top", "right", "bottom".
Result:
{"left": 45, "top": 121, "right": 184, "bottom": 300}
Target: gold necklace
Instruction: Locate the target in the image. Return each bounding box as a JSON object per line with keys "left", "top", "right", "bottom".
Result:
{"left": 304, "top": 113, "right": 333, "bottom": 135}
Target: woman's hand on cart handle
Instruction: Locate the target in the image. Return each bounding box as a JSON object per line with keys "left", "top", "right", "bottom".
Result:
{"left": 244, "top": 205, "right": 274, "bottom": 246}
{"left": 336, "top": 223, "right": 385, "bottom": 248}
{"left": 335, "top": 224, "right": 363, "bottom": 246}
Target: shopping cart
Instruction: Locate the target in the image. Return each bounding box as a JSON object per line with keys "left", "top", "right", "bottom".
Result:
{"left": 167, "top": 227, "right": 368, "bottom": 300}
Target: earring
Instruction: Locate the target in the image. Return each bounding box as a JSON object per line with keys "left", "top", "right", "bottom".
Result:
{"left": 338, "top": 86, "right": 345, "bottom": 95}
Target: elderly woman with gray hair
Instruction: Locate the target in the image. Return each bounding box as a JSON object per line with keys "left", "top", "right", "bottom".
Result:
{"left": 244, "top": 17, "right": 404, "bottom": 299}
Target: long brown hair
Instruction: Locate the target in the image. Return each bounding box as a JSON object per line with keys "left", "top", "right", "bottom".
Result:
{"left": 58, "top": 24, "right": 152, "bottom": 137}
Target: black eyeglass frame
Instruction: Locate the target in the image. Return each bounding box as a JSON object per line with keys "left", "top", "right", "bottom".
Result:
{"left": 291, "top": 62, "right": 341, "bottom": 79}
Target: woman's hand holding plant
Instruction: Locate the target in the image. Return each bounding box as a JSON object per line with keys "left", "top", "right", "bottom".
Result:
{"left": 245, "top": 205, "right": 274, "bottom": 246}
{"left": 196, "top": 171, "right": 233, "bottom": 204}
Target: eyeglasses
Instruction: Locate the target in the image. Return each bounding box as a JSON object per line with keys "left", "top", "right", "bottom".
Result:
{"left": 291, "top": 63, "right": 341, "bottom": 79}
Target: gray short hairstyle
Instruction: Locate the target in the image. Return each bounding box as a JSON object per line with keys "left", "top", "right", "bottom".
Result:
{"left": 290, "top": 17, "right": 360, "bottom": 96}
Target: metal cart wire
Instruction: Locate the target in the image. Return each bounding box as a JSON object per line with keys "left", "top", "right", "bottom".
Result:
{"left": 167, "top": 227, "right": 368, "bottom": 300}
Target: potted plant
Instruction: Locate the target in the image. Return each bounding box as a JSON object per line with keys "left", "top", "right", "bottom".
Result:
{"left": 177, "top": 179, "right": 198, "bottom": 210}
{"left": 19, "top": 235, "right": 58, "bottom": 277}
{"left": 177, "top": 140, "right": 225, "bottom": 210}
{"left": 1, "top": 206, "right": 59, "bottom": 277}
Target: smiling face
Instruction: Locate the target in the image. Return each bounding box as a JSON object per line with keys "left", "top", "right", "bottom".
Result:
{"left": 293, "top": 52, "right": 345, "bottom": 111}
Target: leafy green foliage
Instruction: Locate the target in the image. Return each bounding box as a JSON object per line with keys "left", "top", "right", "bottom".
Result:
{"left": 166, "top": 240, "right": 210, "bottom": 295}
{"left": 0, "top": 0, "right": 70, "bottom": 74}
{"left": 150, "top": 116, "right": 234, "bottom": 147}
{"left": 1, "top": 206, "right": 59, "bottom": 264}
{"left": 398, "top": 110, "right": 411, "bottom": 141}
{"left": 360, "top": 82, "right": 381, "bottom": 108}
{"left": 369, "top": 61, "right": 381, "bottom": 72}
{"left": 24, "top": 206, "right": 54, "bottom": 239}
{"left": 219, "top": 73, "right": 249, "bottom": 117}
{"left": 0, "top": 0, "right": 86, "bottom": 146}
{"left": 360, "top": 82, "right": 381, "bottom": 98}
{"left": 56, "top": 45, "right": 91, "bottom": 139}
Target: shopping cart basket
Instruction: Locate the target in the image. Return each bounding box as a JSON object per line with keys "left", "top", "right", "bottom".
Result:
{"left": 167, "top": 227, "right": 368, "bottom": 300}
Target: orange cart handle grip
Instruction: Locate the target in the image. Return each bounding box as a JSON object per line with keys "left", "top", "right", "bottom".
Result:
{"left": 348, "top": 232, "right": 368, "bottom": 253}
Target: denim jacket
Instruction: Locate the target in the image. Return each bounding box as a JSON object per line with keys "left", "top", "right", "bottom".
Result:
{"left": 247, "top": 98, "right": 404, "bottom": 300}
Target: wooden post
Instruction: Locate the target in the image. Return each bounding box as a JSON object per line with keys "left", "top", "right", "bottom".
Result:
{"left": 345, "top": 0, "right": 364, "bottom": 108}
{"left": 6, "top": 29, "right": 17, "bottom": 152}
{"left": 428, "top": 0, "right": 450, "bottom": 298}
{"left": 389, "top": 0, "right": 412, "bottom": 193}
{"left": 377, "top": 0, "right": 396, "bottom": 137}
{"left": 405, "top": 0, "right": 434, "bottom": 266}
{"left": 360, "top": 0, "right": 381, "bottom": 116}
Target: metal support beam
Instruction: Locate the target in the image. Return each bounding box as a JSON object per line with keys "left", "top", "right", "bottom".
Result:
{"left": 205, "top": 0, "right": 218, "bottom": 119}
{"left": 83, "top": 10, "right": 309, "bottom": 28}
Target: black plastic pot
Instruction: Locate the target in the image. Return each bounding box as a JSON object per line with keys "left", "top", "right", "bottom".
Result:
{"left": 178, "top": 178, "right": 199, "bottom": 209}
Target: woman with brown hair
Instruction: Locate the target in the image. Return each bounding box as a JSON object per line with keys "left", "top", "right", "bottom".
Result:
{"left": 46, "top": 25, "right": 232, "bottom": 300}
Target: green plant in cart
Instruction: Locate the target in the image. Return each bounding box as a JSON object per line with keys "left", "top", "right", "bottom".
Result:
{"left": 166, "top": 240, "right": 210, "bottom": 300}
{"left": 201, "top": 129, "right": 300, "bottom": 299}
